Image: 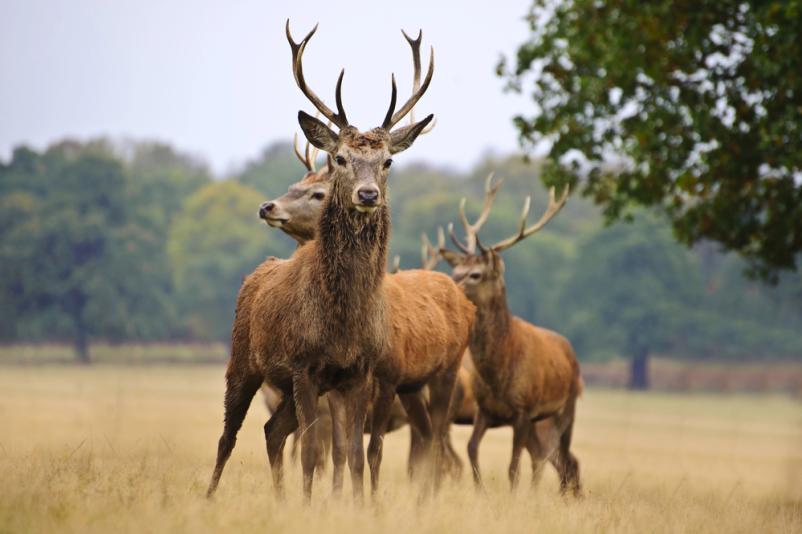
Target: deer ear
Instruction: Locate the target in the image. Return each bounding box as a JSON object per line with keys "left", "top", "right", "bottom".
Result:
{"left": 299, "top": 111, "right": 339, "bottom": 153}
{"left": 388, "top": 114, "right": 434, "bottom": 154}
{"left": 490, "top": 251, "right": 505, "bottom": 274}
{"left": 440, "top": 248, "right": 464, "bottom": 267}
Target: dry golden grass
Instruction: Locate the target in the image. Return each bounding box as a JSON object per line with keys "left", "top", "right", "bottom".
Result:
{"left": 0, "top": 365, "right": 800, "bottom": 533}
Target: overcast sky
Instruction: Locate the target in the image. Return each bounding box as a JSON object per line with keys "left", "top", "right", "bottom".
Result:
{"left": 1, "top": 0, "right": 536, "bottom": 175}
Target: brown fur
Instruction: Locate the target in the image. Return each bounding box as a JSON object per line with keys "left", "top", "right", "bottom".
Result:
{"left": 444, "top": 249, "right": 582, "bottom": 495}
{"left": 207, "top": 22, "right": 445, "bottom": 501}
{"left": 206, "top": 146, "right": 393, "bottom": 502}
{"left": 207, "top": 92, "right": 441, "bottom": 504}
{"left": 262, "top": 163, "right": 476, "bottom": 484}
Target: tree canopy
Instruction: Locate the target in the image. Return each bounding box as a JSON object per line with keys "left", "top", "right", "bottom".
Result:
{"left": 1, "top": 137, "right": 800, "bottom": 371}
{"left": 501, "top": 0, "right": 802, "bottom": 280}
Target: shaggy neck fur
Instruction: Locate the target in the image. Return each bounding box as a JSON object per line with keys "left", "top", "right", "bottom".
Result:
{"left": 469, "top": 282, "right": 513, "bottom": 385}
{"left": 314, "top": 176, "right": 390, "bottom": 326}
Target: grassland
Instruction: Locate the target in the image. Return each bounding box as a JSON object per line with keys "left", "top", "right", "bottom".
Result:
{"left": 0, "top": 365, "right": 800, "bottom": 533}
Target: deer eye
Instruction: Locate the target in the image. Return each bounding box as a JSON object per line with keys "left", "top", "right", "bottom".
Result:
{"left": 311, "top": 191, "right": 325, "bottom": 201}
{"left": 383, "top": 158, "right": 393, "bottom": 169}
{"left": 469, "top": 272, "right": 482, "bottom": 280}
{"left": 335, "top": 155, "right": 347, "bottom": 166}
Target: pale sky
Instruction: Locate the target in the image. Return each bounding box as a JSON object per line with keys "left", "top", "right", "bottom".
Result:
{"left": 0, "top": 0, "right": 536, "bottom": 175}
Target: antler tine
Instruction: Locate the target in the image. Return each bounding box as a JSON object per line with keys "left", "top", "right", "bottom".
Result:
{"left": 286, "top": 20, "right": 349, "bottom": 130}
{"left": 402, "top": 29, "right": 423, "bottom": 126}
{"left": 382, "top": 74, "right": 398, "bottom": 130}
{"left": 421, "top": 232, "right": 432, "bottom": 267}
{"left": 293, "top": 133, "right": 312, "bottom": 171}
{"left": 308, "top": 142, "right": 317, "bottom": 172}
{"left": 382, "top": 35, "right": 434, "bottom": 130}
{"left": 402, "top": 29, "right": 437, "bottom": 136}
{"left": 420, "top": 226, "right": 445, "bottom": 270}
{"left": 491, "top": 185, "right": 570, "bottom": 253}
{"left": 457, "top": 172, "right": 505, "bottom": 253}
{"left": 304, "top": 135, "right": 314, "bottom": 171}
{"left": 447, "top": 222, "right": 472, "bottom": 255}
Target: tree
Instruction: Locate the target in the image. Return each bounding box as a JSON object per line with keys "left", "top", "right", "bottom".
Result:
{"left": 0, "top": 141, "right": 128, "bottom": 362}
{"left": 236, "top": 141, "right": 310, "bottom": 198}
{"left": 563, "top": 215, "right": 701, "bottom": 389}
{"left": 501, "top": 0, "right": 802, "bottom": 280}
{"left": 167, "top": 181, "right": 293, "bottom": 341}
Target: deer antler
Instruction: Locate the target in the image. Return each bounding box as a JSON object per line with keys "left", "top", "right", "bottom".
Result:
{"left": 389, "top": 255, "right": 401, "bottom": 274}
{"left": 449, "top": 173, "right": 504, "bottom": 254}
{"left": 381, "top": 30, "right": 434, "bottom": 131}
{"left": 286, "top": 20, "right": 349, "bottom": 130}
{"left": 421, "top": 227, "right": 445, "bottom": 270}
{"left": 403, "top": 30, "right": 436, "bottom": 135}
{"left": 292, "top": 113, "right": 329, "bottom": 172}
{"left": 490, "top": 185, "right": 570, "bottom": 253}
{"left": 293, "top": 133, "right": 317, "bottom": 172}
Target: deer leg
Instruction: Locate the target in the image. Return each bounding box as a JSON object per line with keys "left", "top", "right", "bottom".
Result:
{"left": 399, "top": 392, "right": 433, "bottom": 480}
{"left": 406, "top": 423, "right": 423, "bottom": 479}
{"left": 316, "top": 397, "right": 332, "bottom": 474}
{"left": 206, "top": 372, "right": 262, "bottom": 497}
{"left": 344, "top": 383, "right": 370, "bottom": 503}
{"left": 264, "top": 394, "right": 299, "bottom": 498}
{"left": 427, "top": 367, "right": 459, "bottom": 489}
{"left": 553, "top": 398, "right": 581, "bottom": 497}
{"left": 525, "top": 420, "right": 553, "bottom": 489}
{"left": 367, "top": 381, "right": 395, "bottom": 496}
{"left": 509, "top": 413, "right": 530, "bottom": 490}
{"left": 442, "top": 378, "right": 465, "bottom": 479}
{"left": 328, "top": 391, "right": 348, "bottom": 496}
{"left": 292, "top": 369, "right": 320, "bottom": 503}
{"left": 289, "top": 429, "right": 300, "bottom": 464}
{"left": 467, "top": 409, "right": 489, "bottom": 489}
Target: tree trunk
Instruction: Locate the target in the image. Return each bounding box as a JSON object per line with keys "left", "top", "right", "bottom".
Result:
{"left": 629, "top": 348, "right": 650, "bottom": 390}
{"left": 73, "top": 314, "right": 90, "bottom": 365}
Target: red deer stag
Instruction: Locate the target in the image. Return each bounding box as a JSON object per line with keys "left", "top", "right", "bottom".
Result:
{"left": 206, "top": 21, "right": 438, "bottom": 502}
{"left": 257, "top": 28, "right": 474, "bottom": 494}
{"left": 440, "top": 174, "right": 583, "bottom": 496}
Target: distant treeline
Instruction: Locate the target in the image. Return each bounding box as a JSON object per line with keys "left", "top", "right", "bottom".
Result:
{"left": 1, "top": 138, "right": 800, "bottom": 372}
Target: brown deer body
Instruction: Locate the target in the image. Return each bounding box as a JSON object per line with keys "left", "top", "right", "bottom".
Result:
{"left": 261, "top": 153, "right": 476, "bottom": 480}
{"left": 440, "top": 174, "right": 582, "bottom": 495}
{"left": 250, "top": 29, "right": 474, "bottom": 494}
{"left": 206, "top": 21, "right": 438, "bottom": 502}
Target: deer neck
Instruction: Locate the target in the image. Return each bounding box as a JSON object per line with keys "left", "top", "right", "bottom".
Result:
{"left": 314, "top": 180, "right": 390, "bottom": 320}
{"left": 469, "top": 283, "right": 513, "bottom": 381}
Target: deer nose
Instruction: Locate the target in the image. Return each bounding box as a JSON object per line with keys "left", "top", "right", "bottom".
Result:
{"left": 258, "top": 202, "right": 275, "bottom": 219}
{"left": 357, "top": 187, "right": 379, "bottom": 206}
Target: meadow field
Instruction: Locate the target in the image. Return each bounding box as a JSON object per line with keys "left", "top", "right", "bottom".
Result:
{"left": 0, "top": 365, "right": 800, "bottom": 533}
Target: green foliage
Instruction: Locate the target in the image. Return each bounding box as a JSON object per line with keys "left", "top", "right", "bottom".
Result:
{"left": 1, "top": 136, "right": 801, "bottom": 366}
{"left": 563, "top": 214, "right": 701, "bottom": 362}
{"left": 501, "top": 0, "right": 802, "bottom": 280}
{"left": 167, "top": 181, "right": 293, "bottom": 341}
{"left": 237, "top": 141, "right": 314, "bottom": 199}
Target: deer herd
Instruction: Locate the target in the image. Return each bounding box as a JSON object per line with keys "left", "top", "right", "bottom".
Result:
{"left": 206, "top": 21, "right": 582, "bottom": 503}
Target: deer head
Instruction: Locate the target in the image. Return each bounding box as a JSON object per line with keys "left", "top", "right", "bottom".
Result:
{"left": 287, "top": 21, "right": 434, "bottom": 221}
{"left": 263, "top": 26, "right": 435, "bottom": 243}
{"left": 258, "top": 133, "right": 330, "bottom": 245}
{"left": 440, "top": 173, "right": 569, "bottom": 304}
